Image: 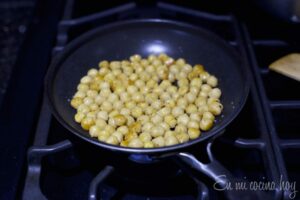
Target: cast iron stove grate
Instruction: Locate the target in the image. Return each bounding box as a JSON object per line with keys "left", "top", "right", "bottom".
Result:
{"left": 22, "top": 1, "right": 297, "bottom": 199}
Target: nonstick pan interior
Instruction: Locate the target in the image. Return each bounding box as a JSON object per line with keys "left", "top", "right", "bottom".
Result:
{"left": 45, "top": 19, "right": 249, "bottom": 153}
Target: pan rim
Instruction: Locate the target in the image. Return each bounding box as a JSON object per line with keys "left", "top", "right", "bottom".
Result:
{"left": 45, "top": 18, "right": 250, "bottom": 154}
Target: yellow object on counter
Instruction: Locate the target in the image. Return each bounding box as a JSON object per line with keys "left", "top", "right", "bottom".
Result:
{"left": 269, "top": 53, "right": 300, "bottom": 82}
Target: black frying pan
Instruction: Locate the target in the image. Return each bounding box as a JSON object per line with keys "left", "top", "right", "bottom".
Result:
{"left": 46, "top": 19, "right": 248, "bottom": 153}
{"left": 45, "top": 19, "right": 268, "bottom": 199}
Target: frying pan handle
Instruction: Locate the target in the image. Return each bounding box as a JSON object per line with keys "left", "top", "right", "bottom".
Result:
{"left": 176, "top": 142, "right": 270, "bottom": 199}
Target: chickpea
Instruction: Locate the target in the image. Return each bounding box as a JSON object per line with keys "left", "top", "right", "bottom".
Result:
{"left": 113, "top": 114, "right": 127, "bottom": 126}
{"left": 207, "top": 75, "right": 218, "bottom": 87}
{"left": 117, "top": 126, "right": 129, "bottom": 135}
{"left": 95, "top": 118, "right": 107, "bottom": 129}
{"left": 176, "top": 133, "right": 189, "bottom": 143}
{"left": 209, "top": 88, "right": 222, "bottom": 99}
{"left": 142, "top": 122, "right": 153, "bottom": 132}
{"left": 128, "top": 138, "right": 143, "bottom": 148}
{"left": 177, "top": 114, "right": 189, "bottom": 126}
{"left": 202, "top": 111, "right": 215, "bottom": 121}
{"left": 139, "top": 132, "right": 152, "bottom": 142}
{"left": 112, "top": 131, "right": 123, "bottom": 142}
{"left": 71, "top": 97, "right": 83, "bottom": 109}
{"left": 151, "top": 125, "right": 165, "bottom": 137}
{"left": 175, "top": 124, "right": 187, "bottom": 133}
{"left": 190, "top": 113, "right": 201, "bottom": 122}
{"left": 151, "top": 114, "right": 163, "bottom": 124}
{"left": 77, "top": 83, "right": 89, "bottom": 91}
{"left": 200, "top": 118, "right": 214, "bottom": 131}
{"left": 186, "top": 104, "right": 198, "bottom": 114}
{"left": 164, "top": 115, "right": 177, "bottom": 128}
{"left": 89, "top": 125, "right": 101, "bottom": 137}
{"left": 74, "top": 91, "right": 86, "bottom": 98}
{"left": 71, "top": 54, "right": 223, "bottom": 148}
{"left": 106, "top": 135, "right": 119, "bottom": 145}
{"left": 208, "top": 102, "right": 223, "bottom": 115}
{"left": 74, "top": 112, "right": 85, "bottom": 123}
{"left": 80, "top": 76, "right": 92, "bottom": 84}
{"left": 81, "top": 117, "right": 94, "bottom": 130}
{"left": 165, "top": 136, "right": 179, "bottom": 146}
{"left": 172, "top": 107, "right": 184, "bottom": 117}
{"left": 188, "top": 128, "right": 201, "bottom": 139}
{"left": 152, "top": 136, "right": 165, "bottom": 147}
{"left": 188, "top": 120, "right": 200, "bottom": 129}
{"left": 144, "top": 141, "right": 154, "bottom": 148}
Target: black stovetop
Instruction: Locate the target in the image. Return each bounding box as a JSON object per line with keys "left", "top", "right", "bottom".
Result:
{"left": 0, "top": 0, "right": 299, "bottom": 200}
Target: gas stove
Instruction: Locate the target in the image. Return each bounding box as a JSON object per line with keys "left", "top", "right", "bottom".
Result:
{"left": 0, "top": 0, "right": 299, "bottom": 200}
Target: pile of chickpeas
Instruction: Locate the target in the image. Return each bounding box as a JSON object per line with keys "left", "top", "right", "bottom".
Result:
{"left": 70, "top": 54, "right": 223, "bottom": 148}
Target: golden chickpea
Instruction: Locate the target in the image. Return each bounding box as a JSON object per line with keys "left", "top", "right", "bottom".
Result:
{"left": 87, "top": 68, "right": 98, "bottom": 77}
{"left": 131, "top": 107, "right": 143, "bottom": 118}
{"left": 188, "top": 128, "right": 201, "bottom": 139}
{"left": 106, "top": 135, "right": 119, "bottom": 145}
{"left": 152, "top": 136, "right": 165, "bottom": 147}
{"left": 142, "top": 122, "right": 153, "bottom": 132}
{"left": 209, "top": 88, "right": 222, "bottom": 99}
{"left": 190, "top": 113, "right": 201, "bottom": 122}
{"left": 81, "top": 117, "right": 94, "bottom": 130}
{"left": 80, "top": 76, "right": 92, "bottom": 84}
{"left": 177, "top": 114, "right": 189, "bottom": 126}
{"left": 77, "top": 83, "right": 89, "bottom": 91}
{"left": 98, "top": 131, "right": 110, "bottom": 142}
{"left": 158, "top": 107, "right": 171, "bottom": 116}
{"left": 207, "top": 75, "right": 218, "bottom": 87}
{"left": 208, "top": 102, "right": 223, "bottom": 115}
{"left": 105, "top": 125, "right": 115, "bottom": 134}
{"left": 89, "top": 125, "right": 102, "bottom": 137}
{"left": 188, "top": 120, "right": 200, "bottom": 129}
{"left": 89, "top": 103, "right": 98, "bottom": 111}
{"left": 185, "top": 92, "right": 196, "bottom": 103}
{"left": 77, "top": 104, "right": 90, "bottom": 114}
{"left": 113, "top": 114, "right": 127, "bottom": 126}
{"left": 190, "top": 78, "right": 202, "bottom": 88}
{"left": 117, "top": 126, "right": 129, "bottom": 135}
{"left": 71, "top": 97, "right": 83, "bottom": 109}
{"left": 74, "top": 112, "right": 85, "bottom": 123}
{"left": 202, "top": 111, "right": 215, "bottom": 121}
{"left": 195, "top": 96, "right": 207, "bottom": 107}
{"left": 137, "top": 115, "right": 150, "bottom": 124}
{"left": 73, "top": 54, "right": 223, "bottom": 148}
{"left": 101, "top": 101, "right": 113, "bottom": 112}
{"left": 172, "top": 107, "right": 184, "bottom": 117}
{"left": 120, "top": 108, "right": 131, "bottom": 116}
{"left": 151, "top": 114, "right": 163, "bottom": 124}
{"left": 112, "top": 131, "right": 123, "bottom": 142}
{"left": 178, "top": 87, "right": 189, "bottom": 95}
{"left": 83, "top": 97, "right": 94, "bottom": 106}
{"left": 175, "top": 124, "right": 187, "bottom": 133}
{"left": 186, "top": 104, "right": 198, "bottom": 114}
{"left": 176, "top": 133, "right": 189, "bottom": 143}
{"left": 94, "top": 95, "right": 104, "bottom": 105}
{"left": 98, "top": 60, "right": 109, "bottom": 68}
{"left": 144, "top": 141, "right": 155, "bottom": 148}
{"left": 139, "top": 132, "right": 152, "bottom": 142}
{"left": 151, "top": 125, "right": 165, "bottom": 137}
{"left": 164, "top": 115, "right": 177, "bottom": 128}
{"left": 95, "top": 118, "right": 107, "bottom": 129}
{"left": 165, "top": 136, "right": 179, "bottom": 146}
{"left": 132, "top": 93, "right": 144, "bottom": 103}
{"left": 128, "top": 138, "right": 143, "bottom": 148}
{"left": 200, "top": 118, "right": 214, "bottom": 131}
{"left": 74, "top": 91, "right": 86, "bottom": 98}
{"left": 164, "top": 130, "right": 175, "bottom": 138}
